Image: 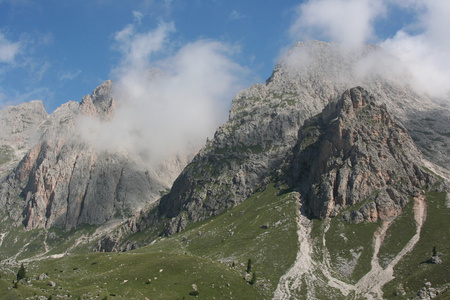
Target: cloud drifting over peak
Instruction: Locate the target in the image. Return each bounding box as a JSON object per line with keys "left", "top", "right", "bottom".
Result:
{"left": 79, "top": 21, "right": 247, "bottom": 166}
{"left": 290, "top": 0, "right": 385, "bottom": 48}
{"left": 289, "top": 0, "right": 450, "bottom": 99}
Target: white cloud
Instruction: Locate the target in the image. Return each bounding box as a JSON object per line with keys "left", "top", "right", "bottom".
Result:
{"left": 0, "top": 32, "right": 20, "bottom": 63}
{"left": 288, "top": 0, "right": 450, "bottom": 99}
{"left": 290, "top": 0, "right": 386, "bottom": 48}
{"left": 380, "top": 1, "right": 450, "bottom": 99}
{"left": 79, "top": 22, "right": 247, "bottom": 166}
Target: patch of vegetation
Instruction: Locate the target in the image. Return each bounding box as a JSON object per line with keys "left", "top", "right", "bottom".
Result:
{"left": 0, "top": 183, "right": 298, "bottom": 299}
{"left": 378, "top": 199, "right": 416, "bottom": 268}
{"left": 438, "top": 132, "right": 450, "bottom": 138}
{"left": 137, "top": 184, "right": 299, "bottom": 298}
{"left": 382, "top": 190, "right": 449, "bottom": 299}
{"left": 0, "top": 145, "right": 14, "bottom": 166}
{"left": 324, "top": 216, "right": 380, "bottom": 283}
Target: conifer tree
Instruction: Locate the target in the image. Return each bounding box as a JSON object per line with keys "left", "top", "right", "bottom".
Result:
{"left": 17, "top": 263, "right": 26, "bottom": 281}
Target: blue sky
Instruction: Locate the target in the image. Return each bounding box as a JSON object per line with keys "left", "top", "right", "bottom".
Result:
{"left": 0, "top": 0, "right": 449, "bottom": 114}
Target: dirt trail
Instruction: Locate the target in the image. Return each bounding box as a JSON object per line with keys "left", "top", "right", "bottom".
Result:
{"left": 0, "top": 232, "right": 5, "bottom": 248}
{"left": 274, "top": 195, "right": 427, "bottom": 299}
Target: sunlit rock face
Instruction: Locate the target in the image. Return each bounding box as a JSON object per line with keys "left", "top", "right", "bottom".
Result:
{"left": 287, "top": 87, "right": 434, "bottom": 221}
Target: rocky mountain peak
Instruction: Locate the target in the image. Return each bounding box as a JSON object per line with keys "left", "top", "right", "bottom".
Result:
{"left": 287, "top": 87, "right": 435, "bottom": 221}
{"left": 80, "top": 80, "right": 115, "bottom": 120}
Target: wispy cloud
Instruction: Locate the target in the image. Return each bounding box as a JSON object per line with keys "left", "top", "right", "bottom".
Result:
{"left": 132, "top": 10, "right": 144, "bottom": 24}
{"left": 0, "top": 32, "right": 21, "bottom": 64}
{"left": 229, "top": 10, "right": 245, "bottom": 20}
{"left": 78, "top": 21, "right": 247, "bottom": 166}
{"left": 59, "top": 69, "right": 82, "bottom": 82}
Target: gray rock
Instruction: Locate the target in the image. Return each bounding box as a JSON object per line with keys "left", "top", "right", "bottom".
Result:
{"left": 430, "top": 256, "right": 442, "bottom": 264}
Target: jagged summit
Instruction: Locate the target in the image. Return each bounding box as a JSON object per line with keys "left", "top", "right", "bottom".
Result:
{"left": 80, "top": 80, "right": 115, "bottom": 120}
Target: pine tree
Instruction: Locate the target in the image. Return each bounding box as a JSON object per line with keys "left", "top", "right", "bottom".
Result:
{"left": 246, "top": 259, "right": 252, "bottom": 273}
{"left": 17, "top": 263, "right": 26, "bottom": 281}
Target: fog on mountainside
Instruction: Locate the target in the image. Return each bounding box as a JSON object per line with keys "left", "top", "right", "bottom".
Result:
{"left": 77, "top": 22, "right": 247, "bottom": 168}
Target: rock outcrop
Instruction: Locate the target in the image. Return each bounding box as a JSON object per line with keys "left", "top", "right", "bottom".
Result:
{"left": 286, "top": 87, "right": 435, "bottom": 221}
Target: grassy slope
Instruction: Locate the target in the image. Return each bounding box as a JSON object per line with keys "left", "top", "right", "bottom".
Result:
{"left": 0, "top": 184, "right": 299, "bottom": 299}
{"left": 0, "top": 215, "right": 98, "bottom": 262}
{"left": 382, "top": 190, "right": 449, "bottom": 299}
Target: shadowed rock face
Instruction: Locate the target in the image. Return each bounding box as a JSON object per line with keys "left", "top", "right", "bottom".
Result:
{"left": 0, "top": 81, "right": 187, "bottom": 230}
{"left": 286, "top": 87, "right": 435, "bottom": 221}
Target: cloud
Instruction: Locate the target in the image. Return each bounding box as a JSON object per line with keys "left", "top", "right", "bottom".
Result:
{"left": 132, "top": 11, "right": 144, "bottom": 24}
{"left": 0, "top": 32, "right": 21, "bottom": 63}
{"left": 288, "top": 0, "right": 450, "bottom": 99}
{"left": 229, "top": 10, "right": 245, "bottom": 20}
{"left": 59, "top": 69, "right": 82, "bottom": 81}
{"left": 290, "top": 0, "right": 386, "bottom": 48}
{"left": 78, "top": 22, "right": 247, "bottom": 166}
{"left": 380, "top": 1, "right": 450, "bottom": 99}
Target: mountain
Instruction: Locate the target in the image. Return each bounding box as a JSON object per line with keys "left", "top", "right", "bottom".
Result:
{"left": 0, "top": 81, "right": 192, "bottom": 263}
{"left": 0, "top": 41, "right": 449, "bottom": 299}
{"left": 97, "top": 41, "right": 449, "bottom": 252}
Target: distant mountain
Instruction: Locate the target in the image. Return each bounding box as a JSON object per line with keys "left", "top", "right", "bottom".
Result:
{"left": 0, "top": 81, "right": 189, "bottom": 232}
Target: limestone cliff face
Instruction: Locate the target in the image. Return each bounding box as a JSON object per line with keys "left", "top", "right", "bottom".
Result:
{"left": 156, "top": 42, "right": 449, "bottom": 235}
{"left": 286, "top": 87, "right": 435, "bottom": 221}
{"left": 0, "top": 81, "right": 187, "bottom": 230}
{"left": 95, "top": 42, "right": 450, "bottom": 251}
{"left": 0, "top": 100, "right": 47, "bottom": 180}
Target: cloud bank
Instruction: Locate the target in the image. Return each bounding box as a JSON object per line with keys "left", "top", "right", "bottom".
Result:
{"left": 289, "top": 0, "right": 450, "bottom": 99}
{"left": 78, "top": 21, "right": 246, "bottom": 166}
